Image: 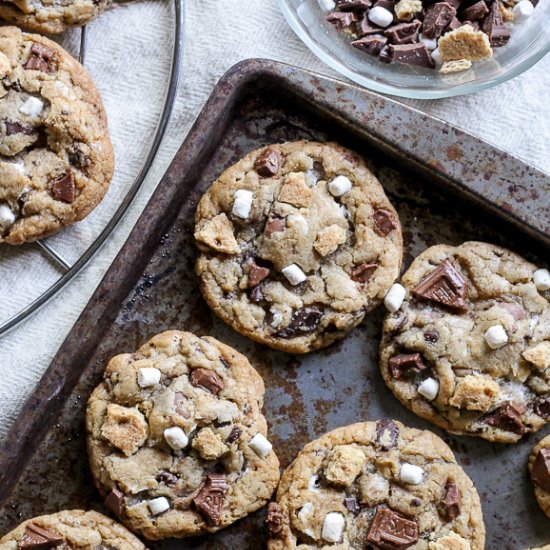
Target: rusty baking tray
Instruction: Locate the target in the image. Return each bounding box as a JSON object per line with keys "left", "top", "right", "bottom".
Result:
{"left": 0, "top": 59, "right": 549, "bottom": 549}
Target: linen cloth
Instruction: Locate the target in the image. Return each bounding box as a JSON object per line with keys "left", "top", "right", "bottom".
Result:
{"left": 0, "top": 0, "right": 549, "bottom": 441}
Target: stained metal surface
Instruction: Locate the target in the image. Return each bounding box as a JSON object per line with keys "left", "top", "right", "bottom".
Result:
{"left": 0, "top": 60, "right": 549, "bottom": 549}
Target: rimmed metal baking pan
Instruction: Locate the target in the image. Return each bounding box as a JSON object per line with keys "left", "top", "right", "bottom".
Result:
{"left": 0, "top": 59, "right": 549, "bottom": 549}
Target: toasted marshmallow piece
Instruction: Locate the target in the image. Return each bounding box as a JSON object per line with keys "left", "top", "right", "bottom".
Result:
{"left": 232, "top": 189, "right": 253, "bottom": 219}
{"left": 137, "top": 367, "right": 161, "bottom": 388}
{"left": 384, "top": 283, "right": 406, "bottom": 312}
{"left": 322, "top": 512, "right": 345, "bottom": 543}
{"left": 249, "top": 432, "right": 272, "bottom": 458}
{"left": 484, "top": 325, "right": 508, "bottom": 350}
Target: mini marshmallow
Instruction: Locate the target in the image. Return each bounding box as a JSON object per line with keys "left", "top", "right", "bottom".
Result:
{"left": 533, "top": 269, "right": 550, "bottom": 292}
{"left": 282, "top": 263, "right": 307, "bottom": 285}
{"left": 400, "top": 463, "right": 424, "bottom": 485}
{"left": 270, "top": 308, "right": 283, "bottom": 328}
{"left": 249, "top": 432, "right": 272, "bottom": 458}
{"left": 308, "top": 475, "right": 321, "bottom": 491}
{"left": 431, "top": 48, "right": 442, "bottom": 66}
{"left": 232, "top": 189, "right": 253, "bottom": 219}
{"left": 322, "top": 512, "right": 345, "bottom": 543}
{"left": 328, "top": 175, "right": 352, "bottom": 197}
{"left": 137, "top": 367, "right": 161, "bottom": 388}
{"left": 513, "top": 0, "right": 534, "bottom": 21}
{"left": 384, "top": 283, "right": 406, "bottom": 313}
{"left": 484, "top": 325, "right": 508, "bottom": 349}
{"left": 419, "top": 33, "right": 437, "bottom": 51}
{"left": 318, "top": 0, "right": 336, "bottom": 10}
{"left": 418, "top": 377, "right": 439, "bottom": 401}
{"left": 164, "top": 426, "right": 189, "bottom": 450}
{"left": 148, "top": 497, "right": 170, "bottom": 516}
{"left": 298, "top": 502, "right": 314, "bottom": 523}
{"left": 0, "top": 203, "right": 16, "bottom": 230}
{"left": 368, "top": 6, "right": 394, "bottom": 27}
{"left": 19, "top": 97, "right": 44, "bottom": 117}
{"left": 12, "top": 161, "right": 25, "bottom": 174}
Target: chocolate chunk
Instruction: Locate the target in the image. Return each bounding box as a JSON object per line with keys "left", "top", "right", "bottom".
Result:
{"left": 68, "top": 145, "right": 90, "bottom": 168}
{"left": 255, "top": 148, "right": 283, "bottom": 178}
{"left": 379, "top": 45, "right": 393, "bottom": 63}
{"left": 388, "top": 353, "right": 427, "bottom": 379}
{"left": 373, "top": 208, "right": 396, "bottom": 236}
{"left": 190, "top": 368, "right": 225, "bottom": 395}
{"left": 174, "top": 392, "right": 191, "bottom": 418}
{"left": 535, "top": 398, "right": 550, "bottom": 418}
{"left": 367, "top": 507, "right": 419, "bottom": 549}
{"left": 19, "top": 523, "right": 63, "bottom": 549}
{"left": 51, "top": 171, "right": 76, "bottom": 203}
{"left": 376, "top": 419, "right": 399, "bottom": 450}
{"left": 25, "top": 43, "right": 56, "bottom": 73}
{"left": 481, "top": 1, "right": 510, "bottom": 46}
{"left": 486, "top": 402, "right": 525, "bottom": 435}
{"left": 390, "top": 43, "right": 435, "bottom": 68}
{"left": 336, "top": 0, "right": 372, "bottom": 9}
{"left": 531, "top": 448, "right": 550, "bottom": 492}
{"left": 248, "top": 262, "right": 270, "bottom": 288}
{"left": 351, "top": 263, "right": 378, "bottom": 283}
{"left": 157, "top": 472, "right": 178, "bottom": 486}
{"left": 446, "top": 16, "right": 463, "bottom": 31}
{"left": 104, "top": 487, "right": 125, "bottom": 516}
{"left": 374, "top": 0, "right": 395, "bottom": 10}
{"left": 422, "top": 2, "right": 457, "bottom": 38}
{"left": 344, "top": 497, "right": 361, "bottom": 515}
{"left": 327, "top": 11, "right": 359, "bottom": 29}
{"left": 266, "top": 502, "right": 284, "bottom": 535}
{"left": 352, "top": 35, "right": 388, "bottom": 57}
{"left": 459, "top": 0, "right": 488, "bottom": 20}
{"left": 384, "top": 21, "right": 421, "bottom": 45}
{"left": 4, "top": 120, "right": 34, "bottom": 136}
{"left": 277, "top": 307, "right": 323, "bottom": 338}
{"left": 412, "top": 260, "right": 469, "bottom": 312}
{"left": 264, "top": 216, "right": 285, "bottom": 237}
{"left": 424, "top": 329, "right": 439, "bottom": 343}
{"left": 440, "top": 481, "right": 460, "bottom": 520}
{"left": 226, "top": 425, "right": 242, "bottom": 443}
{"left": 192, "top": 473, "right": 228, "bottom": 526}
{"left": 249, "top": 284, "right": 265, "bottom": 303}
{"left": 356, "top": 16, "right": 386, "bottom": 36}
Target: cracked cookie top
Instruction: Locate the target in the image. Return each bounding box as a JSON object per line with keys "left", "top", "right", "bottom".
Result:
{"left": 0, "top": 0, "right": 111, "bottom": 34}
{"left": 194, "top": 141, "right": 403, "bottom": 353}
{"left": 380, "top": 241, "right": 550, "bottom": 443}
{"left": 268, "top": 420, "right": 485, "bottom": 550}
{"left": 0, "top": 510, "right": 146, "bottom": 549}
{"left": 86, "top": 331, "right": 280, "bottom": 540}
{"left": 0, "top": 26, "right": 113, "bottom": 244}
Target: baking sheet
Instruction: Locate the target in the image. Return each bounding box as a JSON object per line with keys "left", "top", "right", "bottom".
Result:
{"left": 0, "top": 60, "right": 549, "bottom": 549}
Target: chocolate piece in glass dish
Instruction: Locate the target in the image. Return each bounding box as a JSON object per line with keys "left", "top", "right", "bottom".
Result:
{"left": 267, "top": 420, "right": 485, "bottom": 549}
{"left": 324, "top": 0, "right": 539, "bottom": 73}
{"left": 380, "top": 241, "right": 550, "bottom": 444}
{"left": 529, "top": 434, "right": 550, "bottom": 520}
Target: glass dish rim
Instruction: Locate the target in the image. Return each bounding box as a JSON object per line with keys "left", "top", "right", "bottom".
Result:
{"left": 278, "top": 0, "right": 550, "bottom": 99}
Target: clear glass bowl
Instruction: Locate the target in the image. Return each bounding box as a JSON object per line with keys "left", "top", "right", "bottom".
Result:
{"left": 278, "top": 0, "right": 550, "bottom": 98}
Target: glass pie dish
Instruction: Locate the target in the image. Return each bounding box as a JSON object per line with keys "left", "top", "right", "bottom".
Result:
{"left": 278, "top": 0, "right": 550, "bottom": 98}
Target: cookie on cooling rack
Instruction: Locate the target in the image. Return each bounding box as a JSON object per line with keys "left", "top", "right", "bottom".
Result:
{"left": 0, "top": 0, "right": 111, "bottom": 34}
{"left": 0, "top": 26, "right": 114, "bottom": 244}
{"left": 194, "top": 140, "right": 403, "bottom": 353}
{"left": 268, "top": 420, "right": 485, "bottom": 549}
{"left": 379, "top": 241, "right": 550, "bottom": 443}
{"left": 86, "top": 330, "right": 280, "bottom": 540}
{"left": 0, "top": 510, "right": 146, "bottom": 549}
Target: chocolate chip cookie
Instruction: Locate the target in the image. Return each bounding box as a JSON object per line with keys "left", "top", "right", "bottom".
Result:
{"left": 86, "top": 331, "right": 280, "bottom": 540}
{"left": 0, "top": 510, "right": 146, "bottom": 548}
{"left": 268, "top": 420, "right": 485, "bottom": 549}
{"left": 529, "top": 434, "right": 550, "bottom": 520}
{"left": 0, "top": 26, "right": 114, "bottom": 244}
{"left": 194, "top": 141, "right": 403, "bottom": 353}
{"left": 380, "top": 241, "right": 550, "bottom": 443}
{"left": 0, "top": 0, "right": 111, "bottom": 34}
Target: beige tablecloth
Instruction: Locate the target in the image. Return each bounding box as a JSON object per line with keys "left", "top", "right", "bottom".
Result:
{"left": 0, "top": 0, "right": 549, "bottom": 440}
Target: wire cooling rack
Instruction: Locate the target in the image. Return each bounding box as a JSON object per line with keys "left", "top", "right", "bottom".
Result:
{"left": 0, "top": 0, "right": 184, "bottom": 336}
